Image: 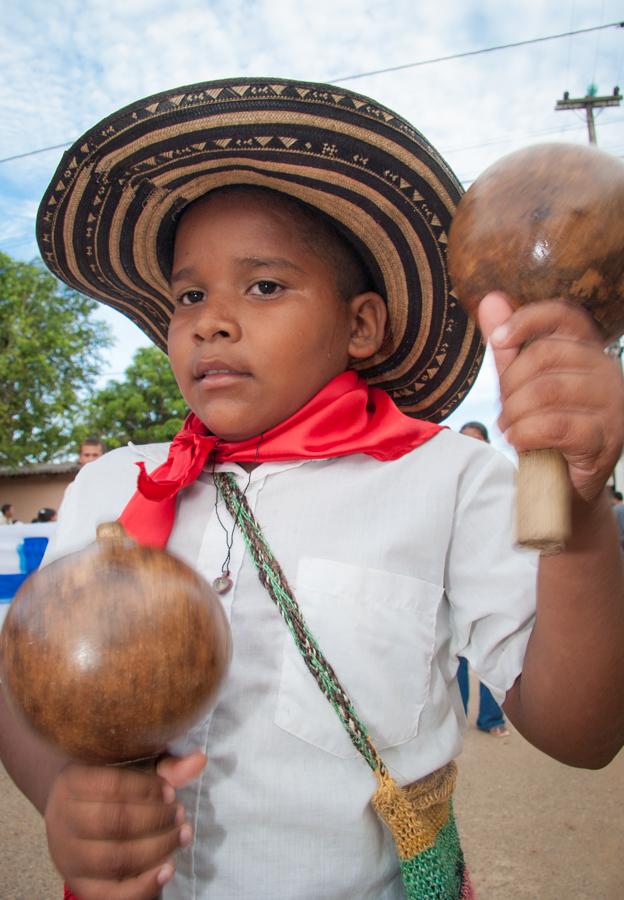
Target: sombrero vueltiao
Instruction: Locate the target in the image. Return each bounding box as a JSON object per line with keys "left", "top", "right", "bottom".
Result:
{"left": 36, "top": 77, "right": 483, "bottom": 422}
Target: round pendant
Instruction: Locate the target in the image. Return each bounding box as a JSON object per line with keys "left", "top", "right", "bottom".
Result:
{"left": 212, "top": 574, "right": 233, "bottom": 595}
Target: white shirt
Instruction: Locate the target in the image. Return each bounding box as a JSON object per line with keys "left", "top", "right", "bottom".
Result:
{"left": 45, "top": 429, "right": 538, "bottom": 899}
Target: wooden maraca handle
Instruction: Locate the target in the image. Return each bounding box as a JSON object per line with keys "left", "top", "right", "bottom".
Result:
{"left": 516, "top": 449, "right": 571, "bottom": 553}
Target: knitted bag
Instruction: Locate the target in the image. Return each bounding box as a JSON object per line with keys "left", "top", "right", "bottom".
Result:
{"left": 214, "top": 473, "right": 474, "bottom": 899}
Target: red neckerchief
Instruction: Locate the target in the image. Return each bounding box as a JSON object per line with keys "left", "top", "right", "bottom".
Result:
{"left": 119, "top": 371, "right": 442, "bottom": 547}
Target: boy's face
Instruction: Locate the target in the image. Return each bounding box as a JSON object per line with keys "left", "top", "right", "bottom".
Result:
{"left": 167, "top": 191, "right": 380, "bottom": 441}
{"left": 79, "top": 443, "right": 104, "bottom": 465}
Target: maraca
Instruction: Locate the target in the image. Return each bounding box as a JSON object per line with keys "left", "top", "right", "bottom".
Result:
{"left": 0, "top": 522, "right": 231, "bottom": 764}
{"left": 447, "top": 142, "right": 624, "bottom": 552}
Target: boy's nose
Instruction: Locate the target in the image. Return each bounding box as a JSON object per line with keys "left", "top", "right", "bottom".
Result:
{"left": 193, "top": 298, "right": 242, "bottom": 343}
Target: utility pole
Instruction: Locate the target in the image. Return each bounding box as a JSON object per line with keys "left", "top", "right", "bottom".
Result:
{"left": 555, "top": 85, "right": 621, "bottom": 144}
{"left": 555, "top": 85, "right": 624, "bottom": 484}
{"left": 555, "top": 84, "right": 623, "bottom": 361}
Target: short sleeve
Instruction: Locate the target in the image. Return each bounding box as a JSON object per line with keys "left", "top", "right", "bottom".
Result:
{"left": 445, "top": 448, "right": 538, "bottom": 704}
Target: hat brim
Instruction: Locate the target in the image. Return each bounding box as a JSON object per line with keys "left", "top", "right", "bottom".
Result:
{"left": 37, "top": 77, "right": 483, "bottom": 422}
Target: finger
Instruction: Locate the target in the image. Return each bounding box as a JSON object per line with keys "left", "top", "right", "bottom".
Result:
{"left": 487, "top": 297, "right": 601, "bottom": 351}
{"left": 497, "top": 337, "right": 602, "bottom": 407}
{"left": 73, "top": 797, "right": 186, "bottom": 841}
{"left": 477, "top": 291, "right": 518, "bottom": 376}
{"left": 157, "top": 751, "right": 207, "bottom": 788}
{"left": 499, "top": 371, "right": 601, "bottom": 435}
{"left": 67, "top": 860, "right": 175, "bottom": 900}
{"left": 63, "top": 763, "right": 174, "bottom": 805}
{"left": 501, "top": 410, "right": 613, "bottom": 502}
{"left": 502, "top": 407, "right": 604, "bottom": 457}
{"left": 69, "top": 822, "right": 193, "bottom": 882}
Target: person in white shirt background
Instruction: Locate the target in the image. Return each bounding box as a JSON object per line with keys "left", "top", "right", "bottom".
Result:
{"left": 0, "top": 503, "right": 18, "bottom": 525}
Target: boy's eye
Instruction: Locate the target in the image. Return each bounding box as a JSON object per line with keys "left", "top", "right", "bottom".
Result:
{"left": 250, "top": 280, "right": 282, "bottom": 296}
{"left": 178, "top": 290, "right": 204, "bottom": 305}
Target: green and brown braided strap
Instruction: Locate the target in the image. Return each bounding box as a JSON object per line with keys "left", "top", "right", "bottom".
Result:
{"left": 213, "top": 471, "right": 470, "bottom": 899}
{"left": 214, "top": 471, "right": 383, "bottom": 773}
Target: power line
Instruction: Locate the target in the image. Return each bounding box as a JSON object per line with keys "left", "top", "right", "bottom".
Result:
{"left": 0, "top": 141, "right": 72, "bottom": 165}
{"left": 439, "top": 115, "right": 623, "bottom": 154}
{"left": 333, "top": 21, "right": 623, "bottom": 83}
{"left": 1, "top": 21, "right": 622, "bottom": 167}
{"left": 564, "top": 0, "right": 575, "bottom": 90}
{"left": 2, "top": 118, "right": 622, "bottom": 256}
{"left": 459, "top": 149, "right": 624, "bottom": 185}
{"left": 591, "top": 1, "right": 607, "bottom": 86}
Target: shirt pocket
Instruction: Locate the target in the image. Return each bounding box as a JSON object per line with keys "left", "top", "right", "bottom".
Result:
{"left": 274, "top": 557, "right": 442, "bottom": 758}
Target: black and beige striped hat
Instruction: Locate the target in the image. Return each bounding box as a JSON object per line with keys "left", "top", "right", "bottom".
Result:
{"left": 36, "top": 77, "right": 483, "bottom": 422}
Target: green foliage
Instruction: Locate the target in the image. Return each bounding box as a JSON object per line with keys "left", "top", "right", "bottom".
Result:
{"left": 0, "top": 252, "right": 113, "bottom": 466}
{"left": 74, "top": 345, "right": 187, "bottom": 449}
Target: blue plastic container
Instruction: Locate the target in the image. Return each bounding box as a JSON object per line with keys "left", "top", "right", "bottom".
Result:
{"left": 18, "top": 536, "right": 49, "bottom": 574}
{"left": 0, "top": 573, "right": 28, "bottom": 601}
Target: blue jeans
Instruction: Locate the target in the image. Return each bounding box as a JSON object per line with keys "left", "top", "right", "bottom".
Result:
{"left": 457, "top": 657, "right": 506, "bottom": 731}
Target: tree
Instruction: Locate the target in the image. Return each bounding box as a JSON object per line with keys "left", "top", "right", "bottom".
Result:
{"left": 0, "top": 252, "right": 113, "bottom": 466}
{"left": 74, "top": 345, "right": 187, "bottom": 449}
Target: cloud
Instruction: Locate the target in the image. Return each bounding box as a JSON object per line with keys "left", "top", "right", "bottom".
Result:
{"left": 3, "top": 1, "right": 621, "bottom": 173}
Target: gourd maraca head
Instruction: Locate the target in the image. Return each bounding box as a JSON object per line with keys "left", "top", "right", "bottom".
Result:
{"left": 0, "top": 523, "right": 231, "bottom": 764}
{"left": 447, "top": 142, "right": 624, "bottom": 342}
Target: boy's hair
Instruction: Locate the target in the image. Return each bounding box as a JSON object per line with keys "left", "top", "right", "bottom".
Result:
{"left": 80, "top": 437, "right": 106, "bottom": 452}
{"left": 1, "top": 504, "right": 12, "bottom": 515}
{"left": 460, "top": 421, "right": 489, "bottom": 442}
{"left": 178, "top": 185, "right": 375, "bottom": 303}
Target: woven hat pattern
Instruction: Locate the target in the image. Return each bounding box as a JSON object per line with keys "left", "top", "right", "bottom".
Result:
{"left": 37, "top": 78, "right": 483, "bottom": 421}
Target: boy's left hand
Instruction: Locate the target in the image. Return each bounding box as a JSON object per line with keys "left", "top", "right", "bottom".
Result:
{"left": 478, "top": 291, "right": 624, "bottom": 503}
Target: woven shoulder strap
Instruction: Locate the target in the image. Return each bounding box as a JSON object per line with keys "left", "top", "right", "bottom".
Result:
{"left": 213, "top": 472, "right": 470, "bottom": 900}
{"left": 213, "top": 471, "right": 385, "bottom": 775}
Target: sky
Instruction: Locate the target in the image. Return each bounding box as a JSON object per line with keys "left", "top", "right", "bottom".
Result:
{"left": 1, "top": 0, "right": 623, "bottom": 456}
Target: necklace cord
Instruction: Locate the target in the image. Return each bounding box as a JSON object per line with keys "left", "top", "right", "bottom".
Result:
{"left": 209, "top": 438, "right": 259, "bottom": 576}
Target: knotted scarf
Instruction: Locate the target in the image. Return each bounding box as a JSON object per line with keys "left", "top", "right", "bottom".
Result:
{"left": 119, "top": 370, "right": 442, "bottom": 547}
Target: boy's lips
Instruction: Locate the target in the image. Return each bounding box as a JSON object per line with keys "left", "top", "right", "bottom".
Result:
{"left": 192, "top": 359, "right": 250, "bottom": 385}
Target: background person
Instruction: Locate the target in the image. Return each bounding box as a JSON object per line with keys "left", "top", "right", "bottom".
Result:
{"left": 1, "top": 503, "right": 19, "bottom": 524}
{"left": 31, "top": 507, "right": 58, "bottom": 523}
{"left": 77, "top": 437, "right": 106, "bottom": 466}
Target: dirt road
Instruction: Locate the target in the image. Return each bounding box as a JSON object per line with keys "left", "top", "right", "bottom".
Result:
{"left": 455, "top": 721, "right": 623, "bottom": 898}
{"left": 1, "top": 714, "right": 622, "bottom": 898}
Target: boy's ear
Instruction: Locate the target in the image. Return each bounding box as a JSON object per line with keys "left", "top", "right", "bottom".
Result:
{"left": 347, "top": 292, "right": 387, "bottom": 360}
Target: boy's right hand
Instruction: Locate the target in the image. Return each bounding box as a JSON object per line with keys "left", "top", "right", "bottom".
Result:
{"left": 44, "top": 752, "right": 207, "bottom": 900}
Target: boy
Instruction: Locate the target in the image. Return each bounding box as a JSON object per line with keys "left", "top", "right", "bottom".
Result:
{"left": 1, "top": 78, "right": 623, "bottom": 900}
{"left": 78, "top": 438, "right": 106, "bottom": 467}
